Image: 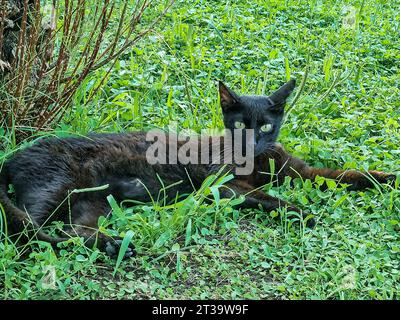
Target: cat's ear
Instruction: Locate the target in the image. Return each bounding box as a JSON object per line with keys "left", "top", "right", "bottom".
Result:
{"left": 219, "top": 81, "right": 238, "bottom": 111}
{"left": 268, "top": 79, "right": 296, "bottom": 112}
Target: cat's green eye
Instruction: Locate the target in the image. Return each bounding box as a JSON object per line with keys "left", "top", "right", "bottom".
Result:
{"left": 260, "top": 123, "right": 273, "bottom": 133}
{"left": 234, "top": 121, "right": 245, "bottom": 129}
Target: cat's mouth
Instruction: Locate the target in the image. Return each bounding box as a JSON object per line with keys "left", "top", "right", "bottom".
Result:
{"left": 253, "top": 142, "right": 276, "bottom": 157}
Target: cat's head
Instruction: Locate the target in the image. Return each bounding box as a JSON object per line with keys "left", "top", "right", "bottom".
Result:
{"left": 219, "top": 79, "right": 296, "bottom": 156}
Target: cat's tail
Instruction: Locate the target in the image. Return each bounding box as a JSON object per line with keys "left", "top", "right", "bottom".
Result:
{"left": 0, "top": 166, "right": 69, "bottom": 247}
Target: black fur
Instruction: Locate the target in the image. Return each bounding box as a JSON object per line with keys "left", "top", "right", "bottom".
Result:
{"left": 0, "top": 80, "right": 395, "bottom": 258}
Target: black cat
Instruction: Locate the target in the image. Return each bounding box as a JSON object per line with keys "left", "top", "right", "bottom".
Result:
{"left": 0, "top": 80, "right": 395, "bottom": 258}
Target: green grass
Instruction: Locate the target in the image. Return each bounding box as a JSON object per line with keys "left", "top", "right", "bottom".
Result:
{"left": 1, "top": 0, "right": 400, "bottom": 299}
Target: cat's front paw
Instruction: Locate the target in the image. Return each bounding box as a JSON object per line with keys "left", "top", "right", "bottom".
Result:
{"left": 304, "top": 215, "right": 316, "bottom": 228}
{"left": 285, "top": 205, "right": 315, "bottom": 228}
{"left": 105, "top": 239, "right": 136, "bottom": 259}
{"left": 369, "top": 171, "right": 397, "bottom": 186}
{"left": 349, "top": 171, "right": 397, "bottom": 190}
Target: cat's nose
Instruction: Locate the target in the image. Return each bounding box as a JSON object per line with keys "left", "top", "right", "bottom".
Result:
{"left": 253, "top": 138, "right": 257, "bottom": 146}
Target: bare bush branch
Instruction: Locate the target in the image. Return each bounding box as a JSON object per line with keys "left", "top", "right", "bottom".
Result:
{"left": 0, "top": 0, "right": 174, "bottom": 140}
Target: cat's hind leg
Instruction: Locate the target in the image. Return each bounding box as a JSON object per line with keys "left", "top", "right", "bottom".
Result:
{"left": 68, "top": 197, "right": 135, "bottom": 259}
{"left": 109, "top": 176, "right": 188, "bottom": 204}
{"left": 109, "top": 177, "right": 152, "bottom": 202}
